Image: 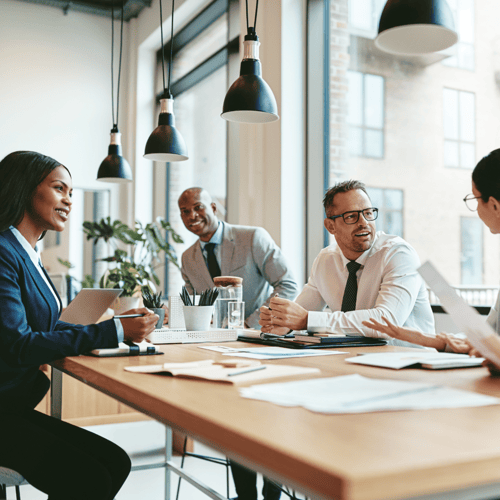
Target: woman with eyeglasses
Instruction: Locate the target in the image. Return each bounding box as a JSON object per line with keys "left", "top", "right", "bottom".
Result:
{"left": 0, "top": 151, "right": 159, "bottom": 499}
{"left": 363, "top": 149, "right": 500, "bottom": 370}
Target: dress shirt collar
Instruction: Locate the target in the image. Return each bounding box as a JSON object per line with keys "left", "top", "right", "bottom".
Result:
{"left": 9, "top": 226, "right": 41, "bottom": 267}
{"left": 199, "top": 221, "right": 223, "bottom": 250}
{"left": 338, "top": 232, "right": 379, "bottom": 270}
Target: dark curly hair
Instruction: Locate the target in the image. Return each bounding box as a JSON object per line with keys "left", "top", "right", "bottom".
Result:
{"left": 472, "top": 149, "right": 500, "bottom": 202}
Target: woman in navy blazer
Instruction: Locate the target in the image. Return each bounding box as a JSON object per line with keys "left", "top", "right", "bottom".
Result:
{"left": 0, "top": 151, "right": 159, "bottom": 500}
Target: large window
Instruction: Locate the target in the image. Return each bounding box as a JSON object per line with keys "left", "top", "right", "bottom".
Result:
{"left": 309, "top": 0, "right": 500, "bottom": 289}
{"left": 443, "top": 88, "right": 475, "bottom": 169}
{"left": 155, "top": 0, "right": 239, "bottom": 296}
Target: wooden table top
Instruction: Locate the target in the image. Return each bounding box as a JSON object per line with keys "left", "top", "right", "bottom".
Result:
{"left": 50, "top": 343, "right": 500, "bottom": 500}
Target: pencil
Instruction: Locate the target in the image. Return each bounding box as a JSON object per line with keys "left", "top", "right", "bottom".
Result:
{"left": 227, "top": 365, "right": 266, "bottom": 377}
{"left": 114, "top": 314, "right": 145, "bottom": 319}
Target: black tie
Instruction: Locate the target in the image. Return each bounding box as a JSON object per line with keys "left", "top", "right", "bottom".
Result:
{"left": 341, "top": 260, "right": 361, "bottom": 312}
{"left": 205, "top": 243, "right": 221, "bottom": 279}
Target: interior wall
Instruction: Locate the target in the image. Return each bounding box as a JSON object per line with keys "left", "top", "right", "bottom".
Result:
{"left": 1, "top": 0, "right": 130, "bottom": 272}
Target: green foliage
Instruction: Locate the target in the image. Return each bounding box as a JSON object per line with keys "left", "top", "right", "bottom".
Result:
{"left": 83, "top": 216, "right": 183, "bottom": 297}
{"left": 142, "top": 286, "right": 164, "bottom": 308}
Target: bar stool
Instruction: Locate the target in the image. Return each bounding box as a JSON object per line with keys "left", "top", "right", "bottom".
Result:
{"left": 0, "top": 467, "right": 27, "bottom": 500}
{"left": 175, "top": 436, "right": 231, "bottom": 499}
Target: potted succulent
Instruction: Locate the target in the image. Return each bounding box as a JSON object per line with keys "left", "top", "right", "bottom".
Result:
{"left": 83, "top": 216, "right": 182, "bottom": 312}
{"left": 142, "top": 286, "right": 165, "bottom": 329}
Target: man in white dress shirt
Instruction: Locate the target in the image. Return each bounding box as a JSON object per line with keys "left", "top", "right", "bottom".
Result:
{"left": 259, "top": 180, "right": 434, "bottom": 345}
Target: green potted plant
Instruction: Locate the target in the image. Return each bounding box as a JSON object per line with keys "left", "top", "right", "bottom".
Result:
{"left": 142, "top": 286, "right": 165, "bottom": 329}
{"left": 83, "top": 216, "right": 183, "bottom": 313}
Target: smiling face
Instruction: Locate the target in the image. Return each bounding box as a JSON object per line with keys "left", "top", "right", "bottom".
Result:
{"left": 473, "top": 181, "right": 500, "bottom": 234}
{"left": 324, "top": 189, "right": 376, "bottom": 260}
{"left": 20, "top": 166, "right": 73, "bottom": 243}
{"left": 178, "top": 188, "right": 219, "bottom": 242}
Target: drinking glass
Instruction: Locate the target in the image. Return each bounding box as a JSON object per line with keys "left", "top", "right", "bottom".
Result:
{"left": 227, "top": 301, "right": 245, "bottom": 329}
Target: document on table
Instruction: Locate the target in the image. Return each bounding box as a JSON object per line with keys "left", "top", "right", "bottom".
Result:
{"left": 240, "top": 374, "right": 499, "bottom": 413}
{"left": 345, "top": 352, "right": 484, "bottom": 370}
{"left": 419, "top": 261, "right": 500, "bottom": 366}
{"left": 198, "top": 345, "right": 344, "bottom": 359}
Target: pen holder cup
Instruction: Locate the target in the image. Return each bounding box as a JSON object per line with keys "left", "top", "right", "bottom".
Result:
{"left": 152, "top": 307, "right": 165, "bottom": 329}
{"left": 182, "top": 305, "right": 214, "bottom": 331}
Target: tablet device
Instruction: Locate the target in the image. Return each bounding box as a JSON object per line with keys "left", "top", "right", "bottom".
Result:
{"left": 59, "top": 288, "right": 123, "bottom": 325}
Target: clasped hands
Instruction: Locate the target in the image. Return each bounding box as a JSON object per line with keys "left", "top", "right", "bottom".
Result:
{"left": 259, "top": 297, "right": 308, "bottom": 335}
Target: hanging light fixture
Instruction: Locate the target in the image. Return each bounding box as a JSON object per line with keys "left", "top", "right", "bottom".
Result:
{"left": 375, "top": 0, "right": 458, "bottom": 56}
{"left": 144, "top": 0, "right": 188, "bottom": 162}
{"left": 221, "top": 0, "right": 278, "bottom": 124}
{"left": 97, "top": 0, "right": 132, "bottom": 182}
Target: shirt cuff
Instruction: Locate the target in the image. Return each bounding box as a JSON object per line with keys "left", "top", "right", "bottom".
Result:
{"left": 306, "top": 311, "right": 328, "bottom": 332}
{"left": 114, "top": 318, "right": 124, "bottom": 343}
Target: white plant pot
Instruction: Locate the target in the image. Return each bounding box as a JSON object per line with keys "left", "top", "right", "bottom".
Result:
{"left": 183, "top": 305, "right": 214, "bottom": 331}
{"left": 113, "top": 296, "right": 141, "bottom": 315}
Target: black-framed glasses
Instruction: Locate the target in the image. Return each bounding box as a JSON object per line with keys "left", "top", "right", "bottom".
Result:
{"left": 327, "top": 207, "right": 379, "bottom": 225}
{"left": 463, "top": 194, "right": 481, "bottom": 212}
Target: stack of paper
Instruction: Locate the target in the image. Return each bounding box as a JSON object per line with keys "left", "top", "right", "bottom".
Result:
{"left": 240, "top": 374, "right": 499, "bottom": 413}
{"left": 345, "top": 352, "right": 484, "bottom": 370}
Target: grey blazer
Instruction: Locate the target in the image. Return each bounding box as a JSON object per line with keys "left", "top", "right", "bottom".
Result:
{"left": 181, "top": 222, "right": 299, "bottom": 329}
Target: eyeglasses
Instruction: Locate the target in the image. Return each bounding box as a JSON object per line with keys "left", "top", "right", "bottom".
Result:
{"left": 463, "top": 194, "right": 481, "bottom": 212}
{"left": 327, "top": 207, "right": 379, "bottom": 225}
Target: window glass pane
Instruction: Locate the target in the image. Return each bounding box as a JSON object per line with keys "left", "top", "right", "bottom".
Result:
{"left": 365, "top": 129, "right": 383, "bottom": 158}
{"left": 444, "top": 140, "right": 459, "bottom": 167}
{"left": 461, "top": 217, "right": 483, "bottom": 285}
{"left": 348, "top": 126, "right": 363, "bottom": 156}
{"left": 458, "top": 43, "right": 475, "bottom": 70}
{"left": 366, "top": 187, "right": 383, "bottom": 208}
{"left": 443, "top": 88, "right": 459, "bottom": 139}
{"left": 458, "top": 0, "right": 474, "bottom": 43}
{"left": 364, "top": 74, "right": 384, "bottom": 128}
{"left": 385, "top": 189, "right": 403, "bottom": 209}
{"left": 349, "top": 0, "right": 373, "bottom": 31}
{"left": 459, "top": 91, "right": 475, "bottom": 141}
{"left": 460, "top": 142, "right": 475, "bottom": 169}
{"left": 385, "top": 211, "right": 403, "bottom": 237}
{"left": 347, "top": 71, "right": 363, "bottom": 125}
{"left": 171, "top": 13, "right": 228, "bottom": 82}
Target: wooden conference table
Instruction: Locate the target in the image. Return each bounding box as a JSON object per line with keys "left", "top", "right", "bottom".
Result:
{"left": 49, "top": 342, "right": 500, "bottom": 500}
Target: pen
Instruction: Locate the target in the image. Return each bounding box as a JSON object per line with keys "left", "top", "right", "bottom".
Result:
{"left": 114, "top": 314, "right": 145, "bottom": 319}
{"left": 227, "top": 365, "right": 266, "bottom": 377}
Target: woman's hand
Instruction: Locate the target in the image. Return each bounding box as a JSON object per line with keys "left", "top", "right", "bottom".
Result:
{"left": 119, "top": 307, "right": 159, "bottom": 343}
{"left": 162, "top": 304, "right": 169, "bottom": 325}
{"left": 435, "top": 333, "right": 473, "bottom": 354}
{"left": 362, "top": 316, "right": 447, "bottom": 350}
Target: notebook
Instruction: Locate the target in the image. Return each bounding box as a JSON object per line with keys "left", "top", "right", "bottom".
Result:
{"left": 59, "top": 288, "right": 123, "bottom": 325}
{"left": 237, "top": 334, "right": 387, "bottom": 349}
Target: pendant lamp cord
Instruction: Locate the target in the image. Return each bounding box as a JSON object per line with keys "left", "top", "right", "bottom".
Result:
{"left": 245, "top": 0, "right": 259, "bottom": 34}
{"left": 159, "top": 0, "right": 175, "bottom": 97}
{"left": 111, "top": 0, "right": 124, "bottom": 129}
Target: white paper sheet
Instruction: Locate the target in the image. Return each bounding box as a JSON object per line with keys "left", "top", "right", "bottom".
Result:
{"left": 345, "top": 352, "right": 484, "bottom": 370}
{"left": 198, "top": 345, "right": 344, "bottom": 359}
{"left": 240, "top": 374, "right": 499, "bottom": 413}
{"left": 419, "top": 261, "right": 500, "bottom": 366}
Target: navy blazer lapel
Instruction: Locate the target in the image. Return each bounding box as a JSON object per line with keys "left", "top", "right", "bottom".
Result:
{"left": 193, "top": 241, "right": 214, "bottom": 288}
{"left": 1, "top": 230, "right": 60, "bottom": 325}
{"left": 220, "top": 222, "right": 235, "bottom": 276}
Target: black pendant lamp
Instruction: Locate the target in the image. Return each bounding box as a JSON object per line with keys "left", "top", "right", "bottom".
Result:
{"left": 375, "top": 0, "right": 458, "bottom": 56}
{"left": 221, "top": 0, "right": 278, "bottom": 124}
{"left": 144, "top": 0, "right": 188, "bottom": 162}
{"left": 97, "top": 0, "right": 132, "bottom": 183}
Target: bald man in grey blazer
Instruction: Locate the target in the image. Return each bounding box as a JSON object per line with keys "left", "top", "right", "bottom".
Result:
{"left": 178, "top": 187, "right": 298, "bottom": 330}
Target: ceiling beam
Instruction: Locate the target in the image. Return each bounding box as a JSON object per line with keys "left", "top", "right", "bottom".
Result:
{"left": 13, "top": 0, "right": 152, "bottom": 21}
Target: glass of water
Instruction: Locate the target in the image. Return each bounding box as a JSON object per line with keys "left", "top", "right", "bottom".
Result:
{"left": 227, "top": 301, "right": 245, "bottom": 329}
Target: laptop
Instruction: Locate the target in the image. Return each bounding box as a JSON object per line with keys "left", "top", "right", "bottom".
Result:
{"left": 59, "top": 288, "right": 123, "bottom": 325}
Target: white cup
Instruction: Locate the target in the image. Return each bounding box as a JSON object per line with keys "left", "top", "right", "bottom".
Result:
{"left": 183, "top": 305, "right": 214, "bottom": 331}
